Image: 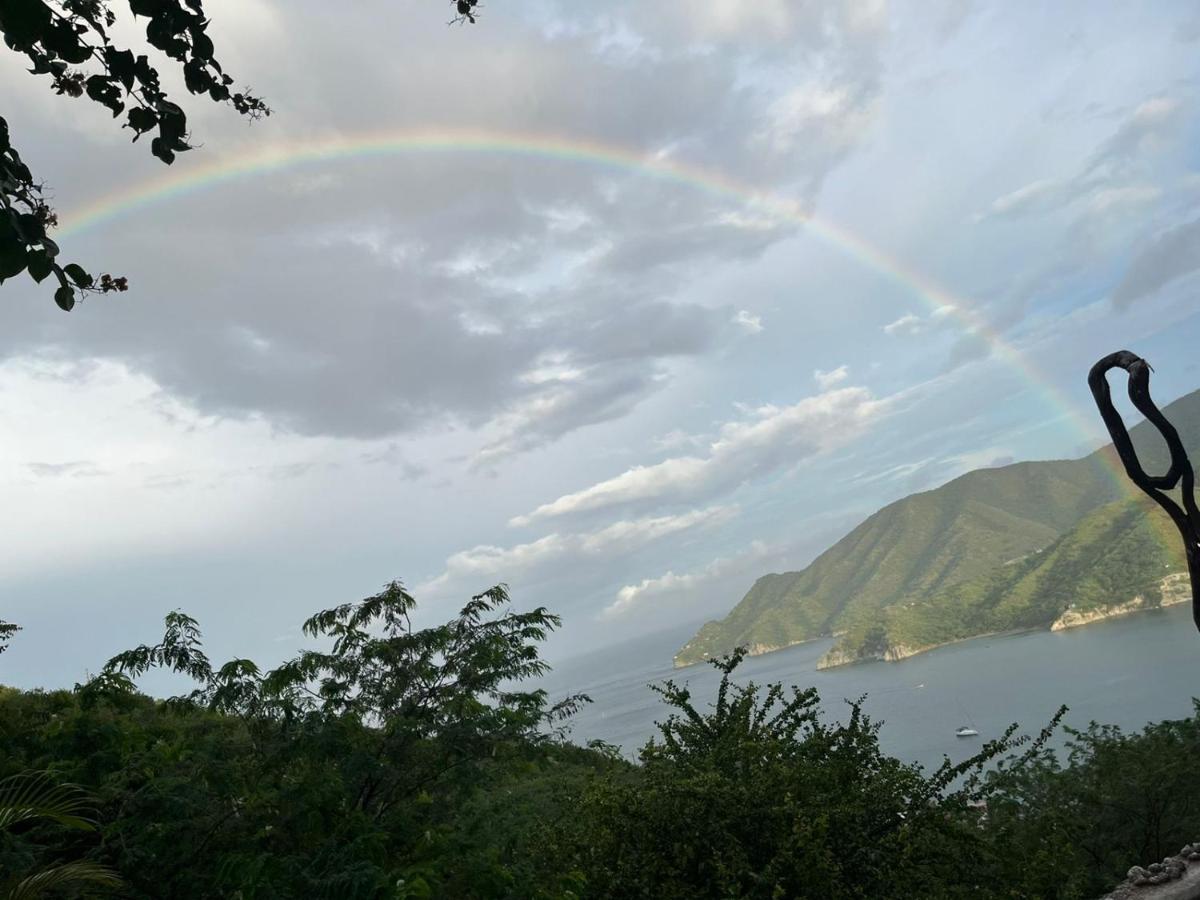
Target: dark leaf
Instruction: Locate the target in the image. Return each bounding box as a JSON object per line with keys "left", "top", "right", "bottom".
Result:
{"left": 54, "top": 284, "right": 75, "bottom": 311}
{"left": 62, "top": 263, "right": 93, "bottom": 289}
{"left": 26, "top": 249, "right": 53, "bottom": 283}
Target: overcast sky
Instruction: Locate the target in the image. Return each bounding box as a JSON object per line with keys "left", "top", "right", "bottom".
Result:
{"left": 2, "top": 0, "right": 1200, "bottom": 688}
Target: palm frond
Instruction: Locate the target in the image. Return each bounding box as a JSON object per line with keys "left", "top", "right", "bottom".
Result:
{"left": 7, "top": 861, "right": 121, "bottom": 900}
{"left": 0, "top": 772, "right": 98, "bottom": 832}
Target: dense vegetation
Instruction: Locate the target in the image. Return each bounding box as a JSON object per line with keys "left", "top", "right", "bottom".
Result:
{"left": 2, "top": 583, "right": 1199, "bottom": 898}
{"left": 829, "top": 494, "right": 1187, "bottom": 664}
{"left": 677, "top": 389, "right": 1200, "bottom": 668}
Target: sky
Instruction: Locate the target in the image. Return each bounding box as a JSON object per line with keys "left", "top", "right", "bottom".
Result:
{"left": 2, "top": 0, "right": 1200, "bottom": 688}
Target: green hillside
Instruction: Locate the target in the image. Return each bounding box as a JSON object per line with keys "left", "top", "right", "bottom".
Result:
{"left": 675, "top": 388, "right": 1200, "bottom": 668}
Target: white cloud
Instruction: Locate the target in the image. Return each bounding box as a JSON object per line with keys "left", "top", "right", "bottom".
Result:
{"left": 652, "top": 429, "right": 704, "bottom": 452}
{"left": 601, "top": 540, "right": 773, "bottom": 620}
{"left": 733, "top": 309, "right": 764, "bottom": 334}
{"left": 981, "top": 179, "right": 1068, "bottom": 219}
{"left": 512, "top": 386, "right": 885, "bottom": 525}
{"left": 883, "top": 306, "right": 956, "bottom": 337}
{"left": 814, "top": 365, "right": 849, "bottom": 390}
{"left": 883, "top": 312, "right": 922, "bottom": 336}
{"left": 418, "top": 505, "right": 736, "bottom": 598}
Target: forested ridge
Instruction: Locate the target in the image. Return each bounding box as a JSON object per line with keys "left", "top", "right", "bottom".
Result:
{"left": 678, "top": 389, "right": 1200, "bottom": 669}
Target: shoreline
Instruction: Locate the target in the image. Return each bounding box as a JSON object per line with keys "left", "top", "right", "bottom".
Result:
{"left": 677, "top": 572, "right": 1191, "bottom": 673}
{"left": 815, "top": 626, "right": 1040, "bottom": 671}
{"left": 816, "top": 578, "right": 1189, "bottom": 671}
{"left": 672, "top": 633, "right": 831, "bottom": 670}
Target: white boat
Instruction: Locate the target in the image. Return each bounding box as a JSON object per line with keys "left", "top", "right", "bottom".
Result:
{"left": 955, "top": 726, "right": 979, "bottom": 738}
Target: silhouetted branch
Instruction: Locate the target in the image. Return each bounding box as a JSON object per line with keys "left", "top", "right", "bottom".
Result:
{"left": 1088, "top": 350, "right": 1200, "bottom": 632}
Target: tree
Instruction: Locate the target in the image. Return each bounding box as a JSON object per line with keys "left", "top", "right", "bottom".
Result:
{"left": 543, "top": 648, "right": 1067, "bottom": 899}
{"left": 984, "top": 707, "right": 1200, "bottom": 897}
{"left": 0, "top": 0, "right": 269, "bottom": 310}
{"left": 59, "top": 582, "right": 592, "bottom": 896}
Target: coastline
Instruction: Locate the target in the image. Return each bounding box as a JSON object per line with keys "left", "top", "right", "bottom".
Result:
{"left": 815, "top": 627, "right": 1040, "bottom": 671}
{"left": 816, "top": 572, "right": 1190, "bottom": 671}
{"left": 672, "top": 634, "right": 830, "bottom": 670}
{"left": 677, "top": 572, "right": 1191, "bottom": 672}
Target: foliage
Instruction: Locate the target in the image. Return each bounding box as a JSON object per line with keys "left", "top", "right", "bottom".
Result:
{"left": 832, "top": 494, "right": 1186, "bottom": 663}
{"left": 0, "top": 771, "right": 121, "bottom": 899}
{"left": 3, "top": 584, "right": 1198, "bottom": 898}
{"left": 2, "top": 582, "right": 592, "bottom": 898}
{"left": 539, "top": 649, "right": 1066, "bottom": 899}
{"left": 0, "top": 0, "right": 269, "bottom": 308}
{"left": 984, "top": 706, "right": 1200, "bottom": 898}
{"left": 450, "top": 0, "right": 480, "bottom": 25}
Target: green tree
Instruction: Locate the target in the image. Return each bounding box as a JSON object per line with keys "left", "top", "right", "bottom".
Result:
{"left": 544, "top": 647, "right": 1066, "bottom": 899}
{"left": 56, "top": 582, "right": 591, "bottom": 897}
{"left": 984, "top": 706, "right": 1200, "bottom": 897}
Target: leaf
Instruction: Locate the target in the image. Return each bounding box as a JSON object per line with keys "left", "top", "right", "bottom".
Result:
{"left": 150, "top": 136, "right": 176, "bottom": 164}
{"left": 62, "top": 263, "right": 93, "bottom": 289}
{"left": 128, "top": 0, "right": 166, "bottom": 16}
{"left": 127, "top": 106, "right": 158, "bottom": 136}
{"left": 0, "top": 242, "right": 28, "bottom": 282}
{"left": 0, "top": 0, "right": 53, "bottom": 48}
{"left": 85, "top": 75, "right": 125, "bottom": 117}
{"left": 26, "top": 250, "right": 53, "bottom": 283}
{"left": 16, "top": 212, "right": 44, "bottom": 242}
{"left": 8, "top": 862, "right": 122, "bottom": 900}
{"left": 104, "top": 46, "right": 137, "bottom": 91}
{"left": 183, "top": 56, "right": 213, "bottom": 95}
{"left": 54, "top": 285, "right": 75, "bottom": 312}
{"left": 0, "top": 772, "right": 97, "bottom": 832}
{"left": 189, "top": 25, "right": 215, "bottom": 60}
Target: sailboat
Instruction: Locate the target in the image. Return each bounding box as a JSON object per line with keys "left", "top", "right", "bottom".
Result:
{"left": 954, "top": 699, "right": 979, "bottom": 737}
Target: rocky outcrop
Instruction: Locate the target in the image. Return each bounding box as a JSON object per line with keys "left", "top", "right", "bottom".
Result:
{"left": 1052, "top": 573, "right": 1190, "bottom": 632}
{"left": 1103, "top": 842, "right": 1200, "bottom": 899}
{"left": 815, "top": 647, "right": 859, "bottom": 671}
{"left": 1052, "top": 597, "right": 1149, "bottom": 631}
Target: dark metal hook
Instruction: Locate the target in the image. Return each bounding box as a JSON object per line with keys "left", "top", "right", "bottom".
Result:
{"left": 1088, "top": 350, "right": 1200, "bottom": 632}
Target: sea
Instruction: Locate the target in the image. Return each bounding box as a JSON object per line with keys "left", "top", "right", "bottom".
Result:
{"left": 538, "top": 603, "right": 1200, "bottom": 771}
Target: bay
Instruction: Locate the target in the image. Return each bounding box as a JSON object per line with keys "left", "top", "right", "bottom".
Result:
{"left": 540, "top": 602, "right": 1200, "bottom": 771}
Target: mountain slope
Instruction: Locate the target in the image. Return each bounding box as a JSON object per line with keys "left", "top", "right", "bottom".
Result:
{"left": 819, "top": 495, "right": 1188, "bottom": 668}
{"left": 675, "top": 388, "right": 1200, "bottom": 668}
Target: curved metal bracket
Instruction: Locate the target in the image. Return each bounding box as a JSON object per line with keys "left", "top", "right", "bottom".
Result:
{"left": 1088, "top": 350, "right": 1200, "bottom": 632}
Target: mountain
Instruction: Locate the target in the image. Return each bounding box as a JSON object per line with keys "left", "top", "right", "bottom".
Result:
{"left": 674, "top": 388, "right": 1200, "bottom": 669}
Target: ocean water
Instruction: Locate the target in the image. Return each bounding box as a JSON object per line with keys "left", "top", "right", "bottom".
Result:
{"left": 539, "top": 603, "right": 1200, "bottom": 771}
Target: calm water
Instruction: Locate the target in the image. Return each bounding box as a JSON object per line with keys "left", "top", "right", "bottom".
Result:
{"left": 541, "top": 603, "right": 1200, "bottom": 771}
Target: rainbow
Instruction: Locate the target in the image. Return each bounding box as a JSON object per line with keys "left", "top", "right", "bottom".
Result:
{"left": 58, "top": 127, "right": 1139, "bottom": 494}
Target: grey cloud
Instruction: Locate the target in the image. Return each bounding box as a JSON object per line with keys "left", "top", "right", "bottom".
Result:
{"left": 25, "top": 461, "right": 105, "bottom": 479}
{"left": 1111, "top": 217, "right": 1200, "bottom": 309}
{"left": 943, "top": 331, "right": 992, "bottom": 371}
{"left": 0, "top": 0, "right": 885, "bottom": 463}
{"left": 473, "top": 365, "right": 656, "bottom": 468}
{"left": 360, "top": 443, "right": 429, "bottom": 480}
